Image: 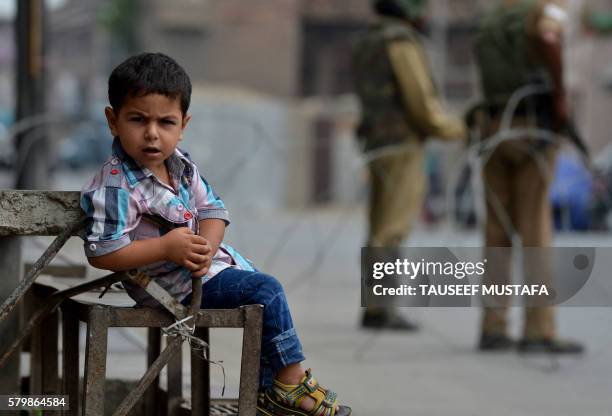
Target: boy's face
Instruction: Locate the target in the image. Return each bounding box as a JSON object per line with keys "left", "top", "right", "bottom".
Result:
{"left": 104, "top": 93, "right": 191, "bottom": 173}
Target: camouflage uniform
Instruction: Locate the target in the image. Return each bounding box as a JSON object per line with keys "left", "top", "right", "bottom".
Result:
{"left": 353, "top": 10, "right": 465, "bottom": 326}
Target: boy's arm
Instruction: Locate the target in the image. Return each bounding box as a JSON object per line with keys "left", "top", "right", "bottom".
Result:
{"left": 88, "top": 228, "right": 210, "bottom": 272}
{"left": 189, "top": 163, "right": 230, "bottom": 277}
{"left": 87, "top": 237, "right": 167, "bottom": 271}
{"left": 199, "top": 219, "right": 226, "bottom": 256}
{"left": 190, "top": 219, "right": 226, "bottom": 278}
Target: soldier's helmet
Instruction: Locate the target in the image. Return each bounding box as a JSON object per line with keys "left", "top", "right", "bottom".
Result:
{"left": 373, "top": 0, "right": 427, "bottom": 20}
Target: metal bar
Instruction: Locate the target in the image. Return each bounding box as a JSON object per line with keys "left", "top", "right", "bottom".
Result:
{"left": 0, "top": 291, "right": 53, "bottom": 370}
{"left": 105, "top": 308, "right": 244, "bottom": 328}
{"left": 191, "top": 327, "right": 209, "bottom": 416}
{"left": 0, "top": 271, "right": 132, "bottom": 369}
{"left": 26, "top": 284, "right": 49, "bottom": 396}
{"left": 61, "top": 303, "right": 80, "bottom": 416}
{"left": 202, "top": 328, "right": 210, "bottom": 415}
{"left": 0, "top": 236, "right": 21, "bottom": 394}
{"left": 24, "top": 263, "right": 87, "bottom": 278}
{"left": 167, "top": 340, "right": 183, "bottom": 416}
{"left": 112, "top": 336, "right": 183, "bottom": 416}
{"left": 238, "top": 305, "right": 264, "bottom": 416}
{"left": 82, "top": 306, "right": 109, "bottom": 416}
{"left": 0, "top": 218, "right": 84, "bottom": 325}
{"left": 56, "top": 270, "right": 136, "bottom": 300}
{"left": 190, "top": 277, "right": 207, "bottom": 416}
{"left": 130, "top": 272, "right": 188, "bottom": 319}
{"left": 144, "top": 327, "right": 161, "bottom": 416}
{"left": 41, "top": 310, "right": 59, "bottom": 416}
{"left": 189, "top": 277, "right": 202, "bottom": 317}
{"left": 27, "top": 283, "right": 60, "bottom": 404}
{"left": 30, "top": 310, "right": 43, "bottom": 394}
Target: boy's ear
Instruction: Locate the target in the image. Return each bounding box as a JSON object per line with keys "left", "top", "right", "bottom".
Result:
{"left": 180, "top": 114, "right": 192, "bottom": 140}
{"left": 104, "top": 106, "right": 119, "bottom": 137}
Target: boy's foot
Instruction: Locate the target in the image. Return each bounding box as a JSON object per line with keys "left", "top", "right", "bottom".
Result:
{"left": 517, "top": 338, "right": 584, "bottom": 354}
{"left": 478, "top": 334, "right": 515, "bottom": 351}
{"left": 257, "top": 369, "right": 351, "bottom": 416}
{"left": 361, "top": 309, "right": 419, "bottom": 331}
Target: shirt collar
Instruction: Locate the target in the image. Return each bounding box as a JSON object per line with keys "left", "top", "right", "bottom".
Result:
{"left": 111, "top": 137, "right": 193, "bottom": 187}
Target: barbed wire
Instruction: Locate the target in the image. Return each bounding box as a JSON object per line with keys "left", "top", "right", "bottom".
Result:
{"left": 11, "top": 101, "right": 612, "bottom": 379}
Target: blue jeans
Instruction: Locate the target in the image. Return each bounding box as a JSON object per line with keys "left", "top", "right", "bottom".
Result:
{"left": 182, "top": 267, "right": 305, "bottom": 389}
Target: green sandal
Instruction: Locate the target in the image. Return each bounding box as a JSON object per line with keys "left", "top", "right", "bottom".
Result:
{"left": 256, "top": 369, "right": 351, "bottom": 416}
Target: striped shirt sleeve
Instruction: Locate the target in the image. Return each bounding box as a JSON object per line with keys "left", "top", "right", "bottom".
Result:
{"left": 80, "top": 186, "right": 141, "bottom": 257}
{"left": 191, "top": 164, "right": 230, "bottom": 224}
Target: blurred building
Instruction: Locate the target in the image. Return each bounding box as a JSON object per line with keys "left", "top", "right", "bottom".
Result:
{"left": 137, "top": 0, "right": 302, "bottom": 97}
{"left": 137, "top": 0, "right": 488, "bottom": 102}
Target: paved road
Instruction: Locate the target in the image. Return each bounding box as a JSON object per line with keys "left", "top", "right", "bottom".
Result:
{"left": 20, "top": 206, "right": 612, "bottom": 416}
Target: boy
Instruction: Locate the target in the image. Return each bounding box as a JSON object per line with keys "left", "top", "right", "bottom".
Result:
{"left": 81, "top": 53, "right": 350, "bottom": 416}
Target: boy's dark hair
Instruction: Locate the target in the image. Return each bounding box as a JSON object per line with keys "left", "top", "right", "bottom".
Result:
{"left": 108, "top": 52, "right": 192, "bottom": 114}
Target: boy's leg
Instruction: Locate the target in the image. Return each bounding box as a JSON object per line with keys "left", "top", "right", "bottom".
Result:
{"left": 183, "top": 268, "right": 349, "bottom": 415}
{"left": 182, "top": 268, "right": 305, "bottom": 389}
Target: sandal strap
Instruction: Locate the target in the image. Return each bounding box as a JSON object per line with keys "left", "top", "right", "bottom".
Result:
{"left": 273, "top": 369, "right": 318, "bottom": 404}
{"left": 302, "top": 370, "right": 319, "bottom": 393}
{"left": 271, "top": 369, "right": 339, "bottom": 416}
{"left": 322, "top": 389, "right": 337, "bottom": 407}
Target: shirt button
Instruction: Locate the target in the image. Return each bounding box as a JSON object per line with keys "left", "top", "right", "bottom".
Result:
{"left": 177, "top": 204, "right": 184, "bottom": 211}
{"left": 89, "top": 243, "right": 97, "bottom": 251}
{"left": 184, "top": 212, "right": 192, "bottom": 220}
{"left": 111, "top": 158, "right": 119, "bottom": 165}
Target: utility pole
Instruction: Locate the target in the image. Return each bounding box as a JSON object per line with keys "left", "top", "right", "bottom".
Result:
{"left": 0, "top": 0, "right": 47, "bottom": 396}
{"left": 15, "top": 0, "right": 48, "bottom": 190}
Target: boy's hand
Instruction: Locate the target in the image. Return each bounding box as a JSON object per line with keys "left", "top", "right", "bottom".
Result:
{"left": 191, "top": 238, "right": 213, "bottom": 278}
{"left": 161, "top": 227, "right": 210, "bottom": 272}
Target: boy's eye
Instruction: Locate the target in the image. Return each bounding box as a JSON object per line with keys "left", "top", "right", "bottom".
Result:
{"left": 161, "top": 119, "right": 176, "bottom": 125}
{"left": 129, "top": 116, "right": 144, "bottom": 122}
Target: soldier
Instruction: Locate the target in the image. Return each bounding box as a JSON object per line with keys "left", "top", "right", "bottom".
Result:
{"left": 353, "top": 0, "right": 466, "bottom": 330}
{"left": 474, "top": 0, "right": 583, "bottom": 353}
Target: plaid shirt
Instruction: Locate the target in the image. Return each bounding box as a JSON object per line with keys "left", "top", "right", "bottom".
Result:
{"left": 81, "top": 138, "right": 254, "bottom": 307}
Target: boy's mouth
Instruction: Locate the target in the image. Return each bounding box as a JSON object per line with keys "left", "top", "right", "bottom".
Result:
{"left": 143, "top": 147, "right": 162, "bottom": 155}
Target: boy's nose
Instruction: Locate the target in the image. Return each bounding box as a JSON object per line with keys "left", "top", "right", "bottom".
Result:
{"left": 144, "top": 123, "right": 159, "bottom": 141}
